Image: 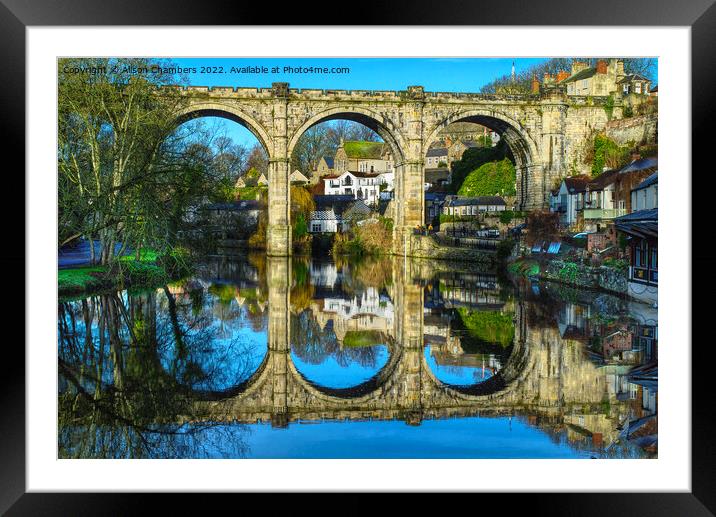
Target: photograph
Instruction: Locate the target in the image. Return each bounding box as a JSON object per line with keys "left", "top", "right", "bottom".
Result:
{"left": 56, "top": 56, "right": 660, "bottom": 460}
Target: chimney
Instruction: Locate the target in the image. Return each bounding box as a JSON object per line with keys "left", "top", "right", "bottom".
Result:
{"left": 616, "top": 59, "right": 625, "bottom": 78}
{"left": 631, "top": 149, "right": 641, "bottom": 162}
{"left": 571, "top": 60, "right": 589, "bottom": 75}
{"left": 444, "top": 136, "right": 452, "bottom": 148}
{"left": 556, "top": 70, "right": 569, "bottom": 82}
{"left": 596, "top": 60, "right": 608, "bottom": 74}
{"left": 531, "top": 74, "right": 540, "bottom": 93}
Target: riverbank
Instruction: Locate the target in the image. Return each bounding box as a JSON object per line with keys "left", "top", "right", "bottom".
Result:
{"left": 58, "top": 252, "right": 192, "bottom": 298}
{"left": 506, "top": 256, "right": 631, "bottom": 299}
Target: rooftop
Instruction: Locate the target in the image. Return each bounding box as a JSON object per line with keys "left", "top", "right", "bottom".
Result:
{"left": 588, "top": 169, "right": 620, "bottom": 190}
{"left": 314, "top": 195, "right": 355, "bottom": 209}
{"left": 617, "top": 73, "right": 651, "bottom": 84}
{"left": 620, "top": 156, "right": 658, "bottom": 174}
{"left": 426, "top": 147, "right": 448, "bottom": 157}
{"left": 446, "top": 196, "right": 506, "bottom": 207}
{"left": 561, "top": 67, "right": 597, "bottom": 84}
{"left": 615, "top": 209, "right": 658, "bottom": 239}
{"left": 631, "top": 171, "right": 658, "bottom": 192}
{"left": 564, "top": 175, "right": 592, "bottom": 193}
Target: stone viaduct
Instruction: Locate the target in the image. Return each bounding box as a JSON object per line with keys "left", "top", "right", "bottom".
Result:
{"left": 169, "top": 83, "right": 622, "bottom": 256}
{"left": 190, "top": 257, "right": 613, "bottom": 429}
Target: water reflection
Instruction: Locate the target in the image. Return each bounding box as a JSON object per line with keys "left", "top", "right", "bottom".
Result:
{"left": 58, "top": 253, "right": 658, "bottom": 459}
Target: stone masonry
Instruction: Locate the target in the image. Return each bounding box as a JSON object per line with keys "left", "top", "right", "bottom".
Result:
{"left": 169, "top": 83, "right": 622, "bottom": 256}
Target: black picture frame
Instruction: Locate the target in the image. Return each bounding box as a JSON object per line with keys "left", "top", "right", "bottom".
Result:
{"left": 3, "top": 0, "right": 713, "bottom": 512}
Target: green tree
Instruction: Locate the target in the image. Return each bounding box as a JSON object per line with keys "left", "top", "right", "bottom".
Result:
{"left": 587, "top": 133, "right": 631, "bottom": 176}
{"left": 58, "top": 58, "right": 190, "bottom": 264}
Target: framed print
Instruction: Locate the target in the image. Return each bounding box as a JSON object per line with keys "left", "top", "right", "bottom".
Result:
{"left": 4, "top": 0, "right": 714, "bottom": 512}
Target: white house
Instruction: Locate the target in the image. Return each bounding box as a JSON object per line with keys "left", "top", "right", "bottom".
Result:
{"left": 309, "top": 209, "right": 345, "bottom": 234}
{"left": 552, "top": 175, "right": 591, "bottom": 226}
{"left": 308, "top": 195, "right": 368, "bottom": 234}
{"left": 323, "top": 171, "right": 382, "bottom": 206}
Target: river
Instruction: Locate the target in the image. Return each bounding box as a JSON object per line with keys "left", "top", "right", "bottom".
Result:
{"left": 57, "top": 253, "right": 658, "bottom": 459}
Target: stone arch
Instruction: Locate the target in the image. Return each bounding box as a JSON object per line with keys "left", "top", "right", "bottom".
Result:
{"left": 420, "top": 330, "right": 532, "bottom": 403}
{"left": 424, "top": 109, "right": 542, "bottom": 209}
{"left": 175, "top": 102, "right": 273, "bottom": 156}
{"left": 287, "top": 343, "right": 403, "bottom": 404}
{"left": 287, "top": 106, "right": 407, "bottom": 165}
{"left": 189, "top": 351, "right": 272, "bottom": 402}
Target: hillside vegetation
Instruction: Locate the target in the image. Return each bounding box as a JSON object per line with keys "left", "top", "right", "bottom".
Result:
{"left": 457, "top": 158, "right": 516, "bottom": 197}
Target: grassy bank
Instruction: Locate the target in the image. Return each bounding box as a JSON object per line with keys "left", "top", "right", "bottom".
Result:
{"left": 58, "top": 249, "right": 192, "bottom": 298}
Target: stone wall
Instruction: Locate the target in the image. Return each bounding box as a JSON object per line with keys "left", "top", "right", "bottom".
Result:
{"left": 539, "top": 259, "right": 627, "bottom": 296}
{"left": 439, "top": 216, "right": 525, "bottom": 235}
{"left": 403, "top": 234, "right": 495, "bottom": 266}
{"left": 605, "top": 114, "right": 657, "bottom": 145}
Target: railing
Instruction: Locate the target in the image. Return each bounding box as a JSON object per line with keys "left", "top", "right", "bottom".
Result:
{"left": 431, "top": 233, "right": 499, "bottom": 250}
{"left": 583, "top": 208, "right": 627, "bottom": 219}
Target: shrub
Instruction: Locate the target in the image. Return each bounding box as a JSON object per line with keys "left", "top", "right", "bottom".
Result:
{"left": 525, "top": 211, "right": 560, "bottom": 246}
{"left": 558, "top": 262, "right": 580, "bottom": 283}
{"left": 603, "top": 257, "right": 628, "bottom": 271}
{"left": 587, "top": 133, "right": 631, "bottom": 176}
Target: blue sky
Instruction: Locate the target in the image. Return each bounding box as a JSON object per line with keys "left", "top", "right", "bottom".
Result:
{"left": 173, "top": 57, "right": 548, "bottom": 149}
{"left": 173, "top": 57, "right": 547, "bottom": 92}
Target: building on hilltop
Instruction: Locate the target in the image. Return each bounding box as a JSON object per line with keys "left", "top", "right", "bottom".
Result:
{"left": 334, "top": 140, "right": 393, "bottom": 174}
{"left": 559, "top": 59, "right": 625, "bottom": 97}
{"left": 310, "top": 156, "right": 335, "bottom": 185}
{"left": 617, "top": 74, "right": 652, "bottom": 96}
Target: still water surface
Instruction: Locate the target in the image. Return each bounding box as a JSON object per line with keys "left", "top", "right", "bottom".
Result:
{"left": 57, "top": 254, "right": 657, "bottom": 459}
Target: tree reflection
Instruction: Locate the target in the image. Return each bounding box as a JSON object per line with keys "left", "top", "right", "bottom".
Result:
{"left": 58, "top": 288, "right": 256, "bottom": 458}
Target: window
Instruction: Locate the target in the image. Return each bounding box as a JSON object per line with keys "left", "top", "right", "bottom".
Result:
{"left": 635, "top": 83, "right": 642, "bottom": 94}
{"left": 631, "top": 240, "right": 657, "bottom": 285}
{"left": 312, "top": 224, "right": 321, "bottom": 232}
